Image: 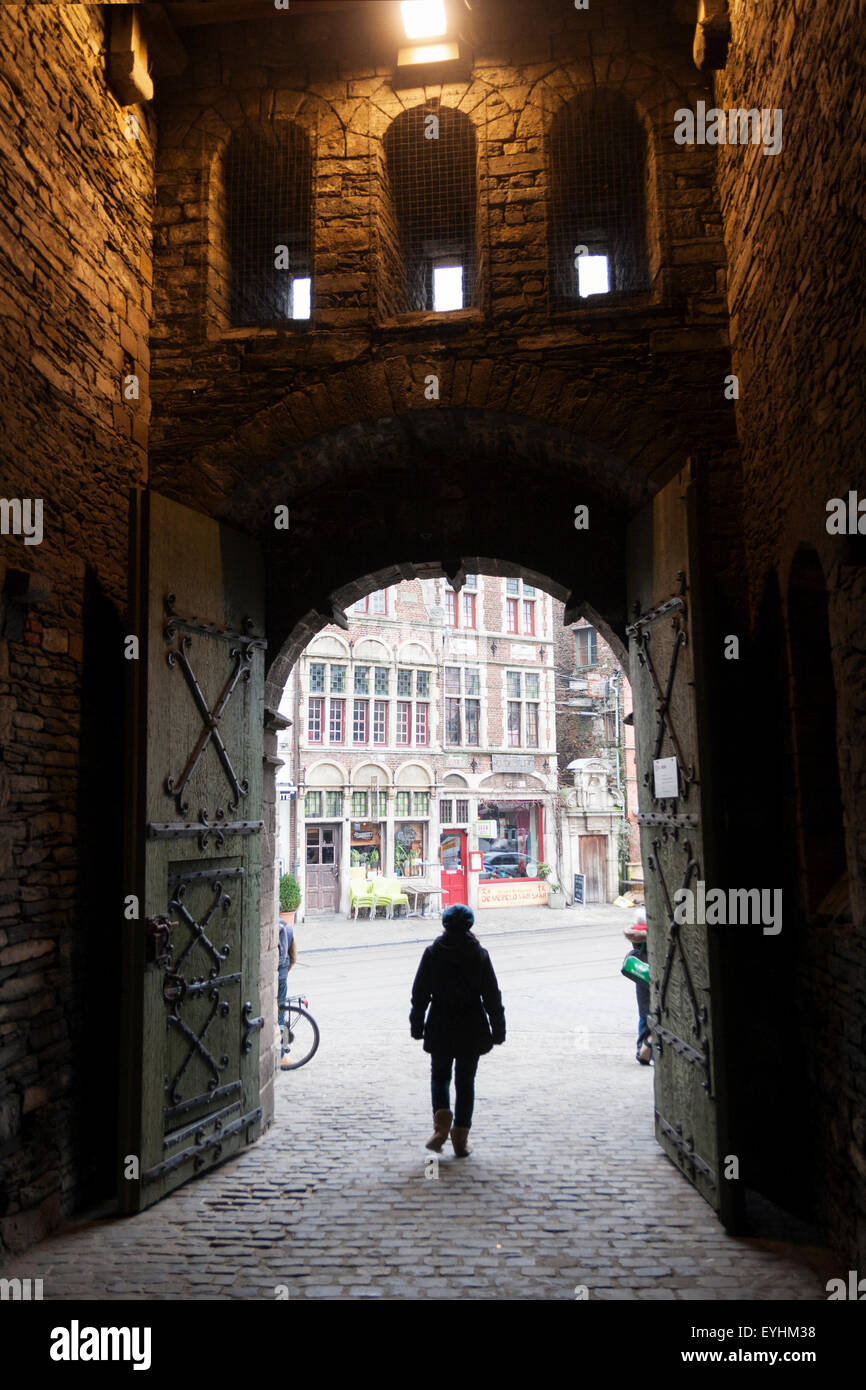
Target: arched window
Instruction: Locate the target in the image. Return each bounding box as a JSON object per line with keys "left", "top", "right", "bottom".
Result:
{"left": 225, "top": 123, "right": 312, "bottom": 325}
{"left": 548, "top": 90, "right": 649, "bottom": 302}
{"left": 787, "top": 548, "right": 847, "bottom": 917}
{"left": 383, "top": 104, "right": 477, "bottom": 313}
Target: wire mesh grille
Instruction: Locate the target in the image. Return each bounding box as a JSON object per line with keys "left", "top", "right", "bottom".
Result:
{"left": 382, "top": 102, "right": 478, "bottom": 313}
{"left": 225, "top": 123, "right": 313, "bottom": 326}
{"left": 548, "top": 90, "right": 649, "bottom": 304}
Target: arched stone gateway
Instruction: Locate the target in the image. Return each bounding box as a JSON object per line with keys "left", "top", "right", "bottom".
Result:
{"left": 188, "top": 405, "right": 712, "bottom": 704}
{"left": 1, "top": 0, "right": 863, "bottom": 1287}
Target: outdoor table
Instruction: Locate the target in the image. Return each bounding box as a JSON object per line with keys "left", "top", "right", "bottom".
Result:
{"left": 405, "top": 883, "right": 445, "bottom": 918}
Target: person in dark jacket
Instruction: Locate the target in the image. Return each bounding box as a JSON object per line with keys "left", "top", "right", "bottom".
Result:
{"left": 624, "top": 906, "right": 651, "bottom": 1065}
{"left": 410, "top": 903, "right": 505, "bottom": 1157}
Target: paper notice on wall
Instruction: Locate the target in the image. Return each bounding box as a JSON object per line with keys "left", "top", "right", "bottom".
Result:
{"left": 653, "top": 756, "right": 679, "bottom": 799}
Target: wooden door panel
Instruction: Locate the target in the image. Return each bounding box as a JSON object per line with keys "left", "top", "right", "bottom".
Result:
{"left": 626, "top": 463, "right": 732, "bottom": 1225}
{"left": 121, "top": 490, "right": 265, "bottom": 1213}
{"left": 580, "top": 836, "right": 606, "bottom": 902}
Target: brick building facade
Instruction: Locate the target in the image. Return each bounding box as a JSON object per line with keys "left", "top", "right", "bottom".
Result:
{"left": 278, "top": 574, "right": 560, "bottom": 917}
{"left": 554, "top": 615, "right": 642, "bottom": 902}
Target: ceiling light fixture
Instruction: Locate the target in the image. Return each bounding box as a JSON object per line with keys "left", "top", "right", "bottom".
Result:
{"left": 400, "top": 0, "right": 448, "bottom": 40}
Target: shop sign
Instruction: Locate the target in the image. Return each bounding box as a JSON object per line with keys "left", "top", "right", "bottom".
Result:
{"left": 491, "top": 755, "right": 535, "bottom": 773}
{"left": 475, "top": 819, "right": 497, "bottom": 838}
{"left": 478, "top": 879, "right": 550, "bottom": 909}
{"left": 510, "top": 643, "right": 536, "bottom": 660}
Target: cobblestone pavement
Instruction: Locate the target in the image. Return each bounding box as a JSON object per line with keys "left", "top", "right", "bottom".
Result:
{"left": 4, "top": 911, "right": 835, "bottom": 1300}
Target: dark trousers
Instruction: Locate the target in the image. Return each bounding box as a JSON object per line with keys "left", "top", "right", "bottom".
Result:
{"left": 277, "top": 965, "right": 289, "bottom": 1053}
{"left": 431, "top": 1053, "right": 480, "bottom": 1129}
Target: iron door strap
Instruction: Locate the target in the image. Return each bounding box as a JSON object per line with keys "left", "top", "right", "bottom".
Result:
{"left": 162, "top": 594, "right": 266, "bottom": 822}
{"left": 648, "top": 1017, "right": 713, "bottom": 1096}
{"left": 629, "top": 578, "right": 694, "bottom": 794}
{"left": 636, "top": 812, "right": 699, "bottom": 829}
{"left": 625, "top": 593, "right": 686, "bottom": 636}
{"left": 647, "top": 838, "right": 705, "bottom": 1033}
{"left": 141, "top": 1106, "right": 263, "bottom": 1184}
{"left": 656, "top": 1114, "right": 717, "bottom": 1189}
{"left": 147, "top": 818, "right": 264, "bottom": 851}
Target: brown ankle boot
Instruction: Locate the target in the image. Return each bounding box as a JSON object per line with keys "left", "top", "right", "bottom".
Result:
{"left": 425, "top": 1109, "right": 452, "bottom": 1152}
{"left": 450, "top": 1124, "right": 472, "bottom": 1157}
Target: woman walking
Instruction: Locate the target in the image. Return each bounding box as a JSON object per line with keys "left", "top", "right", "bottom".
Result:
{"left": 410, "top": 904, "right": 505, "bottom": 1156}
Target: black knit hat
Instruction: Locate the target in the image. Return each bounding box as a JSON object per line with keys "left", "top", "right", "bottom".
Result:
{"left": 442, "top": 903, "right": 475, "bottom": 933}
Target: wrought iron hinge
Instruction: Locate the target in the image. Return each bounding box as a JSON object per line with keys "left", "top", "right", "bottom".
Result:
{"left": 242, "top": 1002, "right": 264, "bottom": 1054}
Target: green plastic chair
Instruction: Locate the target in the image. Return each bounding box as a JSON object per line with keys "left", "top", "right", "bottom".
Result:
{"left": 372, "top": 877, "right": 409, "bottom": 919}
{"left": 349, "top": 877, "right": 375, "bottom": 920}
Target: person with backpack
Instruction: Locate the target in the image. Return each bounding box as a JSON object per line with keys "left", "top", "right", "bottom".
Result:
{"left": 409, "top": 903, "right": 506, "bottom": 1156}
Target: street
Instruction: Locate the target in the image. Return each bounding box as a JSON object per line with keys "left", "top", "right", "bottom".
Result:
{"left": 3, "top": 908, "right": 833, "bottom": 1300}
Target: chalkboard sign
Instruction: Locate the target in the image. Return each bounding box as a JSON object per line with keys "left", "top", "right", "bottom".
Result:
{"left": 573, "top": 873, "right": 586, "bottom": 905}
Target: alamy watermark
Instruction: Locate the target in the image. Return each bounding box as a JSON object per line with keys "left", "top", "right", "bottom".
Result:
{"left": 0, "top": 498, "right": 42, "bottom": 545}
{"left": 49, "top": 1322, "right": 151, "bottom": 1370}
{"left": 674, "top": 101, "right": 783, "bottom": 157}
{"left": 673, "top": 880, "right": 782, "bottom": 935}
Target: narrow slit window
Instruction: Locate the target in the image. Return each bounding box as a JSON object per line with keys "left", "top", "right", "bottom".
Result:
{"left": 383, "top": 104, "right": 477, "bottom": 313}
{"left": 225, "top": 122, "right": 313, "bottom": 326}
{"left": 549, "top": 91, "right": 648, "bottom": 304}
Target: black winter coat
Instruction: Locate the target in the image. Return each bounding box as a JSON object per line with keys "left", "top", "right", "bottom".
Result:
{"left": 410, "top": 931, "right": 506, "bottom": 1056}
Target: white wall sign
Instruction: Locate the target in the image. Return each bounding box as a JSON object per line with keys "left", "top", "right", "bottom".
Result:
{"left": 510, "top": 643, "right": 537, "bottom": 660}
{"left": 653, "top": 756, "right": 679, "bottom": 799}
{"left": 491, "top": 755, "right": 535, "bottom": 772}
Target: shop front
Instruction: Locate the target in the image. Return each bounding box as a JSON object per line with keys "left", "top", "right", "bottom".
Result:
{"left": 476, "top": 799, "right": 549, "bottom": 909}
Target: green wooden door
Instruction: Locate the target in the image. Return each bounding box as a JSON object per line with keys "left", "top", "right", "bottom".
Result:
{"left": 627, "top": 463, "right": 735, "bottom": 1226}
{"left": 120, "top": 490, "right": 266, "bottom": 1213}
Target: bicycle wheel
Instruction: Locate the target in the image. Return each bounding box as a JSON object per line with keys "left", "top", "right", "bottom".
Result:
{"left": 280, "top": 1005, "right": 320, "bottom": 1070}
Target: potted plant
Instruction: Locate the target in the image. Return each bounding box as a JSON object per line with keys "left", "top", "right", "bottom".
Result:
{"left": 547, "top": 880, "right": 566, "bottom": 909}
{"left": 350, "top": 849, "right": 361, "bottom": 866}
{"left": 538, "top": 862, "right": 552, "bottom": 880}
{"left": 279, "top": 872, "right": 301, "bottom": 924}
{"left": 368, "top": 849, "right": 380, "bottom": 875}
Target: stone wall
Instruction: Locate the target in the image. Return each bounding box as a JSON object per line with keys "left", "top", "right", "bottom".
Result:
{"left": 2, "top": 0, "right": 860, "bottom": 1275}
{"left": 716, "top": 0, "right": 866, "bottom": 1262}
{"left": 0, "top": 4, "right": 153, "bottom": 1255}
{"left": 147, "top": 0, "right": 734, "bottom": 501}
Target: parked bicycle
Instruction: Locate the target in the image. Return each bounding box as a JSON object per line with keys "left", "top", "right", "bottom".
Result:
{"left": 280, "top": 995, "right": 320, "bottom": 1070}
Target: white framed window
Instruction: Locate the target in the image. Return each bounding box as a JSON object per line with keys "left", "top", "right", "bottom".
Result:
{"left": 444, "top": 668, "right": 481, "bottom": 746}
{"left": 503, "top": 670, "right": 540, "bottom": 749}
{"left": 504, "top": 579, "right": 539, "bottom": 636}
